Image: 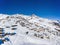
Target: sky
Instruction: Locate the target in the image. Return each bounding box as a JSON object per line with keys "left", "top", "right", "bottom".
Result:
{"left": 0, "top": 0, "right": 60, "bottom": 20}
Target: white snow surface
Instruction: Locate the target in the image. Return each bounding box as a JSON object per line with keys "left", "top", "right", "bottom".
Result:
{"left": 0, "top": 14, "right": 60, "bottom": 45}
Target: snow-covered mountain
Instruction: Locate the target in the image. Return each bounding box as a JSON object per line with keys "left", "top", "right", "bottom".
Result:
{"left": 0, "top": 14, "right": 60, "bottom": 45}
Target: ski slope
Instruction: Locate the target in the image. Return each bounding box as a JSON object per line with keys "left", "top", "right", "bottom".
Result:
{"left": 0, "top": 14, "right": 60, "bottom": 45}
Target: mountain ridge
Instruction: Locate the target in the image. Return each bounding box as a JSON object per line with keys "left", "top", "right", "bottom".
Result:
{"left": 0, "top": 14, "right": 60, "bottom": 45}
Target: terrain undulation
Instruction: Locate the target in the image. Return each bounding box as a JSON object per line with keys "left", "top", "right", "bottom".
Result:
{"left": 0, "top": 14, "right": 60, "bottom": 45}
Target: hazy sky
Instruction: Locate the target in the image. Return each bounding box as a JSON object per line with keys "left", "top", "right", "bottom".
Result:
{"left": 0, "top": 0, "right": 60, "bottom": 20}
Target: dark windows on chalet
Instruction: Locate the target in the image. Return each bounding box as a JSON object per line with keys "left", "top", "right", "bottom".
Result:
{"left": 11, "top": 25, "right": 17, "bottom": 27}
{"left": 11, "top": 28, "right": 17, "bottom": 30}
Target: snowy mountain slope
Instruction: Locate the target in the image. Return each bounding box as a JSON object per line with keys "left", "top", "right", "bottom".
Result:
{"left": 0, "top": 14, "right": 60, "bottom": 45}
